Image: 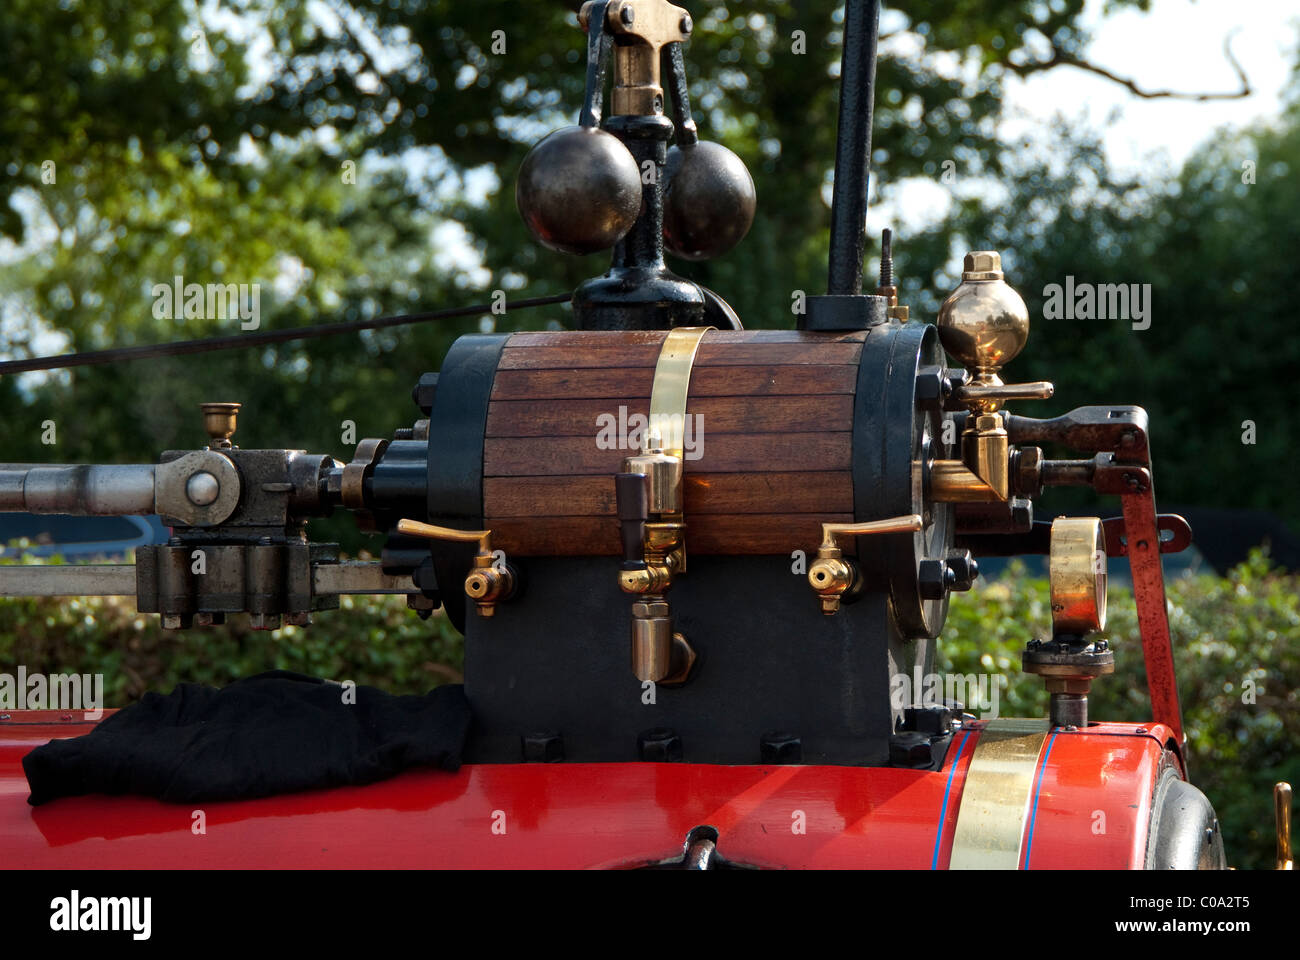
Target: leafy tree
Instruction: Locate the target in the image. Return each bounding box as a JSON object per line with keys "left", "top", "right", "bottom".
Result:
{"left": 1, "top": 0, "right": 1143, "bottom": 488}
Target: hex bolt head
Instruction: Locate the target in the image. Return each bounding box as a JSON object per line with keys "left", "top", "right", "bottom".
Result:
{"left": 185, "top": 471, "right": 220, "bottom": 506}
{"left": 411, "top": 372, "right": 439, "bottom": 415}
{"left": 620, "top": 4, "right": 635, "bottom": 25}
{"left": 638, "top": 727, "right": 683, "bottom": 762}
{"left": 918, "top": 559, "right": 955, "bottom": 600}
{"left": 945, "top": 550, "right": 979, "bottom": 592}
{"left": 760, "top": 732, "right": 802, "bottom": 764}
{"left": 680, "top": 13, "right": 693, "bottom": 34}
{"left": 914, "top": 367, "right": 952, "bottom": 411}
{"left": 522, "top": 731, "right": 565, "bottom": 763}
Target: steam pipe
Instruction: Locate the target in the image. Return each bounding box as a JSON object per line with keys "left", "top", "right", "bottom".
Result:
{"left": 826, "top": 0, "right": 882, "bottom": 295}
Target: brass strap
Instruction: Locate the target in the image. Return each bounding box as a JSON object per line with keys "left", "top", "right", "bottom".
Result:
{"left": 645, "top": 326, "right": 713, "bottom": 459}
{"left": 949, "top": 717, "right": 1051, "bottom": 869}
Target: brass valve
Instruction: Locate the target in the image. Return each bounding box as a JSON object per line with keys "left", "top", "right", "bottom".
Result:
{"left": 616, "top": 461, "right": 693, "bottom": 684}
{"left": 931, "top": 251, "right": 1053, "bottom": 503}
{"left": 580, "top": 0, "right": 693, "bottom": 117}
{"left": 808, "top": 515, "right": 923, "bottom": 615}
{"left": 395, "top": 519, "right": 516, "bottom": 618}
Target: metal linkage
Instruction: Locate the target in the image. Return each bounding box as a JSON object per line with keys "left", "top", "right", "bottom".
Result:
{"left": 0, "top": 403, "right": 421, "bottom": 631}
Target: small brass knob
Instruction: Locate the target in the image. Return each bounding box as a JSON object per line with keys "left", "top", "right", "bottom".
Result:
{"left": 936, "top": 251, "right": 1030, "bottom": 384}
{"left": 199, "top": 402, "right": 240, "bottom": 447}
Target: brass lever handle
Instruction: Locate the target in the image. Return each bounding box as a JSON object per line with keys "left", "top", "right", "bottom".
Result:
{"left": 955, "top": 380, "right": 1054, "bottom": 405}
{"left": 397, "top": 519, "right": 490, "bottom": 552}
{"left": 396, "top": 519, "right": 515, "bottom": 618}
{"left": 808, "top": 514, "right": 923, "bottom": 615}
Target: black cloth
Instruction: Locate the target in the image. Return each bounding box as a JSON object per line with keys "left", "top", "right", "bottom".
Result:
{"left": 23, "top": 671, "right": 471, "bottom": 805}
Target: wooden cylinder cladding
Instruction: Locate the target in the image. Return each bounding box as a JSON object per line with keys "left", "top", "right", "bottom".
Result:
{"left": 481, "top": 328, "right": 865, "bottom": 555}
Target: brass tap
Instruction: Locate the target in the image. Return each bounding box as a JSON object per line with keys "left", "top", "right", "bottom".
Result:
{"left": 616, "top": 458, "right": 693, "bottom": 684}
{"left": 808, "top": 515, "right": 923, "bottom": 614}
{"left": 395, "top": 519, "right": 516, "bottom": 618}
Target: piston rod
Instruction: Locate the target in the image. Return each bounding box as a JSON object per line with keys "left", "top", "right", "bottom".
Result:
{"left": 0, "top": 464, "right": 157, "bottom": 515}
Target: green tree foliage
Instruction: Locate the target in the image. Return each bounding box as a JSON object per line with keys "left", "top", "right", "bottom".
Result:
{"left": 1, "top": 1, "right": 1129, "bottom": 510}
{"left": 899, "top": 89, "right": 1300, "bottom": 525}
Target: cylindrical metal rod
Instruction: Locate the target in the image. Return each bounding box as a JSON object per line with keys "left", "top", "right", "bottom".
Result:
{"left": 826, "top": 0, "right": 882, "bottom": 295}
{"left": 0, "top": 464, "right": 156, "bottom": 515}
{"left": 1049, "top": 692, "right": 1088, "bottom": 729}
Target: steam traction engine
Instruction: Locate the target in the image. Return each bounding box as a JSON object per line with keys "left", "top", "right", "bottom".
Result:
{"left": 0, "top": 0, "right": 1262, "bottom": 869}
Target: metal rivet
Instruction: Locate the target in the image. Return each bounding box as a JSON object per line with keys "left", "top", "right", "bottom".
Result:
{"left": 186, "top": 470, "right": 220, "bottom": 506}
{"left": 620, "top": 4, "right": 634, "bottom": 25}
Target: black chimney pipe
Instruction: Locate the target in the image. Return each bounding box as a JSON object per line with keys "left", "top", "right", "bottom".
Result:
{"left": 826, "top": 0, "right": 882, "bottom": 296}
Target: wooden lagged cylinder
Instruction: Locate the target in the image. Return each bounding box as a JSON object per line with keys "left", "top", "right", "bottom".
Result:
{"left": 482, "top": 329, "right": 865, "bottom": 555}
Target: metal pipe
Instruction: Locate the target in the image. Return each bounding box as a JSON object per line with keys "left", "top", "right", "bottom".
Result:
{"left": 0, "top": 464, "right": 156, "bottom": 515}
{"left": 826, "top": 0, "right": 882, "bottom": 295}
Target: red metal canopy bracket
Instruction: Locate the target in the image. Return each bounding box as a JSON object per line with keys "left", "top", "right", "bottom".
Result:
{"left": 1005, "top": 406, "right": 1185, "bottom": 747}
{"left": 1120, "top": 485, "right": 1184, "bottom": 747}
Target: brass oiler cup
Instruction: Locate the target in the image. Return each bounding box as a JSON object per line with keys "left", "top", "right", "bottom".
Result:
{"left": 199, "top": 402, "right": 241, "bottom": 446}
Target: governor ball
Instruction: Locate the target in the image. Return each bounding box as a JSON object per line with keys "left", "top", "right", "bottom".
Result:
{"left": 662, "top": 141, "right": 756, "bottom": 261}
{"left": 515, "top": 126, "right": 643, "bottom": 255}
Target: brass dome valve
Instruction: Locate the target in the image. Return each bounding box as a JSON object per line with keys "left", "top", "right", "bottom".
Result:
{"left": 931, "top": 251, "right": 1054, "bottom": 503}
{"left": 808, "top": 514, "right": 923, "bottom": 615}
{"left": 395, "top": 519, "right": 516, "bottom": 618}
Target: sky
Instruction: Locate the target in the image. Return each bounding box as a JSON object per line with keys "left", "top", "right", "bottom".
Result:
{"left": 881, "top": 0, "right": 1300, "bottom": 231}
{"left": 1005, "top": 0, "right": 1297, "bottom": 171}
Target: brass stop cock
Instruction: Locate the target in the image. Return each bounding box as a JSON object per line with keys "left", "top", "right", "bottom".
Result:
{"left": 395, "top": 520, "right": 516, "bottom": 619}
{"left": 931, "top": 251, "right": 1054, "bottom": 503}
{"left": 807, "top": 515, "right": 924, "bottom": 615}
